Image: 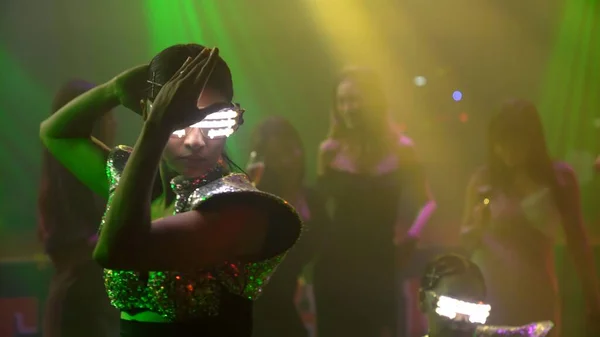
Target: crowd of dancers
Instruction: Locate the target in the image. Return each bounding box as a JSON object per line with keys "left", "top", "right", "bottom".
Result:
{"left": 36, "top": 43, "right": 600, "bottom": 337}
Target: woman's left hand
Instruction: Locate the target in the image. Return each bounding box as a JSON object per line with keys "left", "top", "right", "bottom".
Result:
{"left": 147, "top": 47, "right": 220, "bottom": 133}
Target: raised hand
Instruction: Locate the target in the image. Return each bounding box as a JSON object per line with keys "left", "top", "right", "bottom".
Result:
{"left": 111, "top": 64, "right": 150, "bottom": 115}
{"left": 146, "top": 47, "right": 220, "bottom": 134}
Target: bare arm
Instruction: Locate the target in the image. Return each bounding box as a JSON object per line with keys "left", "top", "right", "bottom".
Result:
{"left": 461, "top": 171, "right": 484, "bottom": 231}
{"left": 94, "top": 122, "right": 269, "bottom": 271}
{"left": 317, "top": 139, "right": 339, "bottom": 176}
{"left": 394, "top": 138, "right": 436, "bottom": 242}
{"left": 557, "top": 163, "right": 600, "bottom": 313}
{"left": 39, "top": 82, "right": 118, "bottom": 198}
{"left": 458, "top": 168, "right": 489, "bottom": 253}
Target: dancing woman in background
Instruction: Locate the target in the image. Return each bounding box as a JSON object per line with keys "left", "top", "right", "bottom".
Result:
{"left": 247, "top": 116, "right": 330, "bottom": 337}
{"left": 40, "top": 44, "right": 302, "bottom": 337}
{"left": 461, "top": 99, "right": 600, "bottom": 336}
{"left": 39, "top": 80, "right": 119, "bottom": 337}
{"left": 314, "top": 67, "right": 437, "bottom": 337}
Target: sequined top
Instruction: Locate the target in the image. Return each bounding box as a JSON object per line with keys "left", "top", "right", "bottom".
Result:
{"left": 423, "top": 320, "right": 554, "bottom": 337}
{"left": 100, "top": 145, "right": 302, "bottom": 321}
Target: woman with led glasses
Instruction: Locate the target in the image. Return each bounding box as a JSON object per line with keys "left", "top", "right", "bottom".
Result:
{"left": 39, "top": 44, "right": 302, "bottom": 337}
{"left": 419, "top": 254, "right": 554, "bottom": 337}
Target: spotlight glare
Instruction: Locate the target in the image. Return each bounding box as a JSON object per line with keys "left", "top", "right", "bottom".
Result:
{"left": 414, "top": 76, "right": 427, "bottom": 87}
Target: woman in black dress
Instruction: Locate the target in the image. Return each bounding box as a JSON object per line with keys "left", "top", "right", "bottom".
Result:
{"left": 247, "top": 116, "right": 329, "bottom": 337}
{"left": 314, "top": 67, "right": 436, "bottom": 337}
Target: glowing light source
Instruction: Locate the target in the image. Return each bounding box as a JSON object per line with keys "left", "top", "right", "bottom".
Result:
{"left": 436, "top": 295, "right": 491, "bottom": 325}
{"left": 190, "top": 117, "right": 237, "bottom": 129}
{"left": 452, "top": 91, "right": 463, "bottom": 101}
{"left": 459, "top": 112, "right": 469, "bottom": 123}
{"left": 206, "top": 128, "right": 235, "bottom": 139}
{"left": 414, "top": 76, "right": 427, "bottom": 87}
{"left": 172, "top": 108, "right": 241, "bottom": 139}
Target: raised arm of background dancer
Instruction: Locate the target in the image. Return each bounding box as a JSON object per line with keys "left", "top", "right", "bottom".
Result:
{"left": 39, "top": 82, "right": 119, "bottom": 198}
{"left": 460, "top": 168, "right": 487, "bottom": 231}
{"left": 316, "top": 139, "right": 339, "bottom": 176}
{"left": 458, "top": 169, "right": 487, "bottom": 254}
{"left": 557, "top": 163, "right": 600, "bottom": 315}
{"left": 395, "top": 137, "right": 436, "bottom": 241}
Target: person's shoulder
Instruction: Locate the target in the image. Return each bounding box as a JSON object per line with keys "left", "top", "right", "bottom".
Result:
{"left": 553, "top": 160, "right": 575, "bottom": 174}
{"left": 395, "top": 133, "right": 419, "bottom": 163}
{"left": 553, "top": 161, "right": 577, "bottom": 186}
{"left": 397, "top": 133, "right": 415, "bottom": 149}
{"left": 108, "top": 145, "right": 132, "bottom": 156}
{"left": 319, "top": 138, "right": 341, "bottom": 153}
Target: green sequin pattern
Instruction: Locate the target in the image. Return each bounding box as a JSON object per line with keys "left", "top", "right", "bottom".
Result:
{"left": 99, "top": 146, "right": 301, "bottom": 321}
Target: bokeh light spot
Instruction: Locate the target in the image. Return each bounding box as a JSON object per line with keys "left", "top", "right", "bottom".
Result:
{"left": 414, "top": 76, "right": 427, "bottom": 87}
{"left": 452, "top": 90, "right": 463, "bottom": 101}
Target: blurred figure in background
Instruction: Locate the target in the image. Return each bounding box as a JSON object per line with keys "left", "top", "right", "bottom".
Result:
{"left": 38, "top": 79, "right": 119, "bottom": 337}
{"left": 461, "top": 99, "right": 600, "bottom": 337}
{"left": 247, "top": 116, "right": 330, "bottom": 337}
{"left": 314, "top": 67, "right": 437, "bottom": 337}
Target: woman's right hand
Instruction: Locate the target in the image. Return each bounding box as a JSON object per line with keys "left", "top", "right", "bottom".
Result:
{"left": 246, "top": 151, "right": 266, "bottom": 186}
{"left": 470, "top": 203, "right": 488, "bottom": 227}
{"left": 110, "top": 64, "right": 150, "bottom": 115}
{"left": 460, "top": 204, "right": 487, "bottom": 252}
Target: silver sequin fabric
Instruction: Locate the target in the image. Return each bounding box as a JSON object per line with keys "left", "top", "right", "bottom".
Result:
{"left": 422, "top": 321, "right": 554, "bottom": 337}
{"left": 100, "top": 145, "right": 302, "bottom": 321}
{"left": 474, "top": 321, "right": 554, "bottom": 337}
